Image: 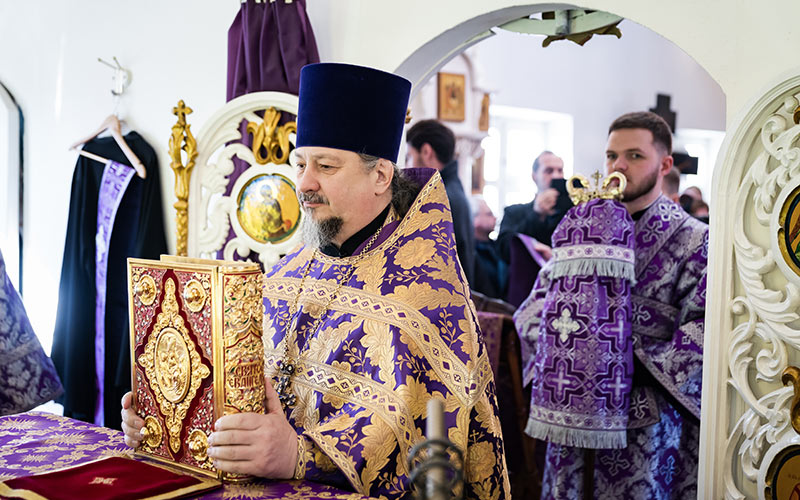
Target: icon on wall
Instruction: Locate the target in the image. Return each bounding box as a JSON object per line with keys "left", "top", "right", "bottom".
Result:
{"left": 236, "top": 173, "right": 300, "bottom": 244}
{"left": 437, "top": 72, "right": 465, "bottom": 122}
{"left": 779, "top": 184, "right": 800, "bottom": 277}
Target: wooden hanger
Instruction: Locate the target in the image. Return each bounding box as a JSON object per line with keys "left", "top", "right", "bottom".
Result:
{"left": 69, "top": 115, "right": 146, "bottom": 179}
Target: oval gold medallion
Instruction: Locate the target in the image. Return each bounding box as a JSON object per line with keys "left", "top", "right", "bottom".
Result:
{"left": 154, "top": 327, "right": 192, "bottom": 403}
{"left": 141, "top": 415, "right": 163, "bottom": 449}
{"left": 187, "top": 429, "right": 209, "bottom": 462}
{"left": 183, "top": 279, "right": 207, "bottom": 313}
{"left": 135, "top": 275, "right": 157, "bottom": 305}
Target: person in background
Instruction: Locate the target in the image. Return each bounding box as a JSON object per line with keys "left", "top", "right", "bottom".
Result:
{"left": 662, "top": 166, "right": 681, "bottom": 203}
{"left": 406, "top": 119, "right": 475, "bottom": 284}
{"left": 471, "top": 195, "right": 507, "bottom": 299}
{"left": 517, "top": 111, "right": 707, "bottom": 499}
{"left": 496, "top": 151, "right": 566, "bottom": 262}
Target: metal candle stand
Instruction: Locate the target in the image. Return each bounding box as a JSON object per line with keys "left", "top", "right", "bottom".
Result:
{"left": 407, "top": 399, "right": 464, "bottom": 500}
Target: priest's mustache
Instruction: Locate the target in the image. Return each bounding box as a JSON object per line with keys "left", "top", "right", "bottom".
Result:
{"left": 298, "top": 193, "right": 329, "bottom": 205}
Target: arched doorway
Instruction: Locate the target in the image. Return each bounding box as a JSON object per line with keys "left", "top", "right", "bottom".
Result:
{"left": 392, "top": 5, "right": 727, "bottom": 499}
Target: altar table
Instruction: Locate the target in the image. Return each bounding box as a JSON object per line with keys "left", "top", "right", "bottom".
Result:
{"left": 0, "top": 412, "right": 373, "bottom": 499}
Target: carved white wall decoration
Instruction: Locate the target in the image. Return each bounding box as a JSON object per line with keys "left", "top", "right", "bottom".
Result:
{"left": 700, "top": 71, "right": 800, "bottom": 500}
{"left": 187, "top": 91, "right": 300, "bottom": 268}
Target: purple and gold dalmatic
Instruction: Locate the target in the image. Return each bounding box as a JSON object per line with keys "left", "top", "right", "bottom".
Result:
{"left": 263, "top": 169, "right": 510, "bottom": 499}
{"left": 516, "top": 195, "right": 707, "bottom": 499}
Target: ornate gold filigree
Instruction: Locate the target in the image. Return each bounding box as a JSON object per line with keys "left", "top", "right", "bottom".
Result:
{"left": 141, "top": 415, "right": 163, "bottom": 449}
{"left": 566, "top": 171, "right": 627, "bottom": 205}
{"left": 223, "top": 273, "right": 266, "bottom": 415}
{"left": 154, "top": 328, "right": 192, "bottom": 403}
{"left": 183, "top": 279, "right": 207, "bottom": 313}
{"left": 139, "top": 278, "right": 210, "bottom": 454}
{"left": 134, "top": 274, "right": 157, "bottom": 306}
{"left": 169, "top": 100, "right": 198, "bottom": 257}
{"left": 187, "top": 429, "right": 209, "bottom": 462}
{"left": 246, "top": 107, "right": 296, "bottom": 166}
{"left": 782, "top": 366, "right": 800, "bottom": 435}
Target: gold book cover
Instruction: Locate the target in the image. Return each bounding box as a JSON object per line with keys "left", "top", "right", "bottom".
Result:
{"left": 127, "top": 255, "right": 265, "bottom": 482}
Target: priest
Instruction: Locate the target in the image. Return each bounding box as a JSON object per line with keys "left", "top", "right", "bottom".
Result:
{"left": 122, "top": 63, "right": 509, "bottom": 499}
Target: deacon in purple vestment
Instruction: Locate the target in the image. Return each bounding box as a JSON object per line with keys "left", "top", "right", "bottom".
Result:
{"left": 122, "top": 63, "right": 509, "bottom": 500}
{"left": 515, "top": 112, "right": 707, "bottom": 499}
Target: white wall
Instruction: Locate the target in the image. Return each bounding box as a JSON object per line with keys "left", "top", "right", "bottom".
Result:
{"left": 408, "top": 19, "right": 725, "bottom": 196}
{"left": 0, "top": 1, "right": 239, "bottom": 351}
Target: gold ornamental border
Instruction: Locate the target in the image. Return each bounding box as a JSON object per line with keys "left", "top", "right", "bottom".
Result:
{"left": 168, "top": 101, "right": 296, "bottom": 257}
{"left": 128, "top": 256, "right": 262, "bottom": 482}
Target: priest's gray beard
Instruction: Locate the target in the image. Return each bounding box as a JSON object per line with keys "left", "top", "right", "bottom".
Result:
{"left": 302, "top": 213, "right": 343, "bottom": 249}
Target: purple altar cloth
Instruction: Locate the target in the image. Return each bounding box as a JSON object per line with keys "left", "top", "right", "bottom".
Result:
{"left": 0, "top": 412, "right": 374, "bottom": 499}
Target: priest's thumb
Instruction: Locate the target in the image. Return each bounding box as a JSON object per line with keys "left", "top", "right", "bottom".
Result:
{"left": 264, "top": 377, "right": 283, "bottom": 414}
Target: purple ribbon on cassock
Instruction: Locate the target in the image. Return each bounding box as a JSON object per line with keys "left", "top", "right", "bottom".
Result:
{"left": 94, "top": 161, "right": 135, "bottom": 426}
{"left": 526, "top": 198, "right": 635, "bottom": 449}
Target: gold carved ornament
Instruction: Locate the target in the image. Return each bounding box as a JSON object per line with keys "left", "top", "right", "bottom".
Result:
{"left": 169, "top": 100, "right": 198, "bottom": 257}
{"left": 246, "top": 107, "right": 296, "bottom": 165}
{"left": 222, "top": 273, "right": 266, "bottom": 415}
{"left": 782, "top": 366, "right": 800, "bottom": 435}
{"left": 138, "top": 278, "right": 210, "bottom": 454}
{"left": 566, "top": 171, "right": 627, "bottom": 205}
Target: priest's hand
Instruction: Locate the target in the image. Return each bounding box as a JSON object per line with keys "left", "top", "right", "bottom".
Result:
{"left": 120, "top": 392, "right": 145, "bottom": 449}
{"left": 207, "top": 379, "right": 298, "bottom": 478}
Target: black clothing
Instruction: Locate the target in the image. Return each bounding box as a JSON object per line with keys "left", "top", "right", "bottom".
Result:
{"left": 439, "top": 160, "right": 475, "bottom": 284}
{"left": 51, "top": 132, "right": 167, "bottom": 430}
{"left": 319, "top": 204, "right": 391, "bottom": 257}
{"left": 473, "top": 239, "right": 507, "bottom": 299}
{"left": 497, "top": 200, "right": 565, "bottom": 262}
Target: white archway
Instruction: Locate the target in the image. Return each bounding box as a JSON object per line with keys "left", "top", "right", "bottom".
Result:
{"left": 390, "top": 5, "right": 732, "bottom": 499}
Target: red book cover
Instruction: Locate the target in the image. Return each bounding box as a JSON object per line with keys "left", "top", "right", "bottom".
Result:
{"left": 0, "top": 456, "right": 221, "bottom": 500}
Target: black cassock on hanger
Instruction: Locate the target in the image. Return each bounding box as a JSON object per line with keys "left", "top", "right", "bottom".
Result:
{"left": 52, "top": 124, "right": 166, "bottom": 430}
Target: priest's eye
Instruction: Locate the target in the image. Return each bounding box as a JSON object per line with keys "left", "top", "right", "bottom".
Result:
{"left": 296, "top": 163, "right": 306, "bottom": 170}
{"left": 605, "top": 153, "right": 617, "bottom": 161}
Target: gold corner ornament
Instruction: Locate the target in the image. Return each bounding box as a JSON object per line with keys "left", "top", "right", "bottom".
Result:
{"left": 246, "top": 107, "right": 296, "bottom": 166}
{"left": 169, "top": 100, "right": 198, "bottom": 257}
{"left": 138, "top": 278, "right": 210, "bottom": 454}
{"left": 782, "top": 366, "right": 800, "bottom": 435}
{"left": 134, "top": 274, "right": 157, "bottom": 306}
{"left": 188, "top": 429, "right": 210, "bottom": 462}
{"left": 183, "top": 279, "right": 207, "bottom": 313}
{"left": 794, "top": 104, "right": 800, "bottom": 125}
{"left": 141, "top": 415, "right": 163, "bottom": 449}
{"left": 566, "top": 171, "right": 627, "bottom": 205}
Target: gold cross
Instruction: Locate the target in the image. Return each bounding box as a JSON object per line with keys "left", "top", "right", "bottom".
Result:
{"left": 172, "top": 100, "right": 193, "bottom": 126}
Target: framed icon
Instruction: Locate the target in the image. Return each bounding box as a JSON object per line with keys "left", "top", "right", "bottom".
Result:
{"left": 779, "top": 184, "right": 800, "bottom": 277}
{"left": 438, "top": 72, "right": 466, "bottom": 122}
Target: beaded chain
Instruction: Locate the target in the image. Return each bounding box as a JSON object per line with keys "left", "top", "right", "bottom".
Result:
{"left": 275, "top": 222, "right": 385, "bottom": 409}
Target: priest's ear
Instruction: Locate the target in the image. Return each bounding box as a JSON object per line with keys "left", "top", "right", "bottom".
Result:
{"left": 373, "top": 158, "right": 394, "bottom": 196}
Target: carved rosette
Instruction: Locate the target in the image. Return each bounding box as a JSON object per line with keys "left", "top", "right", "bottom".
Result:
{"left": 138, "top": 278, "right": 211, "bottom": 454}
{"left": 723, "top": 90, "right": 800, "bottom": 498}
{"left": 223, "top": 273, "right": 266, "bottom": 415}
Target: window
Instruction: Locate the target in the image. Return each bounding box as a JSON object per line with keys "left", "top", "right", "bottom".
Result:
{"left": 481, "top": 105, "right": 573, "bottom": 221}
